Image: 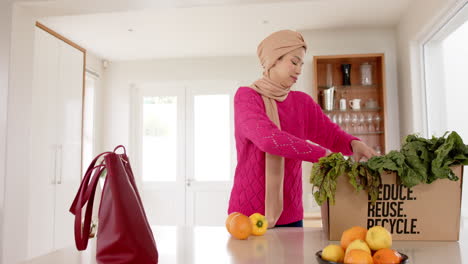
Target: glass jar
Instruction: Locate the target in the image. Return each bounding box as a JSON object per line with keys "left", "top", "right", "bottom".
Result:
{"left": 360, "top": 62, "right": 372, "bottom": 85}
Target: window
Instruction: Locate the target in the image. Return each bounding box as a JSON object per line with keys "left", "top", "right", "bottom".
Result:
{"left": 82, "top": 72, "right": 97, "bottom": 171}
{"left": 142, "top": 96, "right": 178, "bottom": 182}
{"left": 423, "top": 2, "right": 468, "bottom": 138}
{"left": 193, "top": 94, "right": 231, "bottom": 181}
{"left": 423, "top": 2, "right": 468, "bottom": 221}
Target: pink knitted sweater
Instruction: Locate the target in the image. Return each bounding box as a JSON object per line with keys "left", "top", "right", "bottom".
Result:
{"left": 228, "top": 87, "right": 358, "bottom": 225}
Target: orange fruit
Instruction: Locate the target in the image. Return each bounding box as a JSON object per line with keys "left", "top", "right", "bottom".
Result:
{"left": 229, "top": 213, "right": 252, "bottom": 240}
{"left": 344, "top": 249, "right": 374, "bottom": 264}
{"left": 225, "top": 212, "right": 241, "bottom": 233}
{"left": 373, "top": 248, "right": 402, "bottom": 264}
{"left": 341, "top": 226, "right": 368, "bottom": 250}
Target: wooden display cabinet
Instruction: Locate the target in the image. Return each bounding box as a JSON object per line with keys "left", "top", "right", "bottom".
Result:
{"left": 312, "top": 53, "right": 387, "bottom": 154}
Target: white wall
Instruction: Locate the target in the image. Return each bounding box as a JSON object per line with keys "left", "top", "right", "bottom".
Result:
{"left": 0, "top": 1, "right": 13, "bottom": 263}
{"left": 101, "top": 28, "right": 400, "bottom": 213}
{"left": 100, "top": 56, "right": 260, "bottom": 151}
{"left": 2, "top": 5, "right": 38, "bottom": 263}
{"left": 396, "top": 0, "right": 460, "bottom": 136}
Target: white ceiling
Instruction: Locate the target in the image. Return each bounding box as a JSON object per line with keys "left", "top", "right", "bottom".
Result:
{"left": 33, "top": 0, "right": 411, "bottom": 61}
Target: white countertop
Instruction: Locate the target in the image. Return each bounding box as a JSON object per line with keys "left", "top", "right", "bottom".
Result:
{"left": 22, "top": 223, "right": 468, "bottom": 264}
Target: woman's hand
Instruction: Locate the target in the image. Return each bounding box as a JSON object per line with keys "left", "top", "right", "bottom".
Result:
{"left": 351, "top": 140, "right": 378, "bottom": 161}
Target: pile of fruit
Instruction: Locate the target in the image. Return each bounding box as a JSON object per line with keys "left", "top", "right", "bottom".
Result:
{"left": 225, "top": 212, "right": 268, "bottom": 239}
{"left": 321, "top": 225, "right": 404, "bottom": 264}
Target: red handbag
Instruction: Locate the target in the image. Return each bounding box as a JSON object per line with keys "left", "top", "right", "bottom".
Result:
{"left": 70, "top": 145, "right": 158, "bottom": 264}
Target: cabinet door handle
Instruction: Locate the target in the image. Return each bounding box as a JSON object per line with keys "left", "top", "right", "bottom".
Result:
{"left": 57, "top": 144, "right": 63, "bottom": 184}
{"left": 52, "top": 145, "right": 57, "bottom": 184}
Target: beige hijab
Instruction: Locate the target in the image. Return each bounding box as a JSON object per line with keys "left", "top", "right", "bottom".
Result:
{"left": 250, "top": 30, "right": 307, "bottom": 227}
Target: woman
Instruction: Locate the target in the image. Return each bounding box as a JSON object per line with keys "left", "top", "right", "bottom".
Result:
{"left": 227, "top": 30, "right": 376, "bottom": 228}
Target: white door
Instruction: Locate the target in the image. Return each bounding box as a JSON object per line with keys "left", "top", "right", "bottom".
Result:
{"left": 29, "top": 27, "right": 84, "bottom": 257}
{"left": 54, "top": 40, "right": 84, "bottom": 249}
{"left": 133, "top": 84, "right": 187, "bottom": 226}
{"left": 133, "top": 81, "right": 236, "bottom": 226}
{"left": 29, "top": 28, "right": 84, "bottom": 257}
{"left": 185, "top": 85, "right": 235, "bottom": 225}
{"left": 29, "top": 26, "right": 60, "bottom": 258}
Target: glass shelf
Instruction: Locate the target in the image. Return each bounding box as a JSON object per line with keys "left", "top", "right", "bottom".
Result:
{"left": 350, "top": 131, "right": 384, "bottom": 136}
{"left": 323, "top": 107, "right": 382, "bottom": 113}
{"left": 318, "top": 85, "right": 379, "bottom": 90}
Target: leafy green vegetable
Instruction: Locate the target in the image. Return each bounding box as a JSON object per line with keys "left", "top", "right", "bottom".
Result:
{"left": 367, "top": 150, "right": 405, "bottom": 176}
{"left": 310, "top": 131, "right": 468, "bottom": 205}
{"left": 310, "top": 153, "right": 349, "bottom": 205}
{"left": 348, "top": 162, "right": 381, "bottom": 203}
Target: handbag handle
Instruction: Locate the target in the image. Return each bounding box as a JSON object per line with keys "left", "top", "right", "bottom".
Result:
{"left": 70, "top": 151, "right": 112, "bottom": 211}
{"left": 70, "top": 151, "right": 110, "bottom": 250}
{"left": 70, "top": 151, "right": 111, "bottom": 215}
{"left": 114, "top": 145, "right": 126, "bottom": 154}
{"left": 77, "top": 164, "right": 105, "bottom": 250}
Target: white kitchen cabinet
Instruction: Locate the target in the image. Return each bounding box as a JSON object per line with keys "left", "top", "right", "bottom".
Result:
{"left": 29, "top": 25, "right": 84, "bottom": 258}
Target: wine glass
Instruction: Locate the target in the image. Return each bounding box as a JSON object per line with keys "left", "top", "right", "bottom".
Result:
{"left": 337, "top": 114, "right": 343, "bottom": 128}
{"left": 351, "top": 114, "right": 358, "bottom": 133}
{"left": 375, "top": 145, "right": 382, "bottom": 155}
{"left": 358, "top": 114, "right": 365, "bottom": 133}
{"left": 374, "top": 114, "right": 382, "bottom": 132}
{"left": 343, "top": 113, "right": 350, "bottom": 131}
{"left": 367, "top": 113, "right": 374, "bottom": 132}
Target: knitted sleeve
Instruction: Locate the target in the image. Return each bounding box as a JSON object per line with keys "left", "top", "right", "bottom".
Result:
{"left": 304, "top": 94, "right": 359, "bottom": 156}
{"left": 234, "top": 87, "right": 327, "bottom": 162}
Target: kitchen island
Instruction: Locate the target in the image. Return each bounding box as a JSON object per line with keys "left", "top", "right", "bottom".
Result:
{"left": 22, "top": 223, "right": 468, "bottom": 264}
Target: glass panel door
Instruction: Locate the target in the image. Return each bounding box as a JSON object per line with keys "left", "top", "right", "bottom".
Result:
{"left": 142, "top": 96, "right": 178, "bottom": 182}
{"left": 134, "top": 81, "right": 237, "bottom": 226}
{"left": 193, "top": 94, "right": 231, "bottom": 182}
{"left": 134, "top": 84, "right": 186, "bottom": 226}
{"left": 185, "top": 83, "right": 236, "bottom": 226}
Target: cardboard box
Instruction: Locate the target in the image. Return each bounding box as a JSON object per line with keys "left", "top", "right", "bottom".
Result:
{"left": 321, "top": 165, "right": 464, "bottom": 241}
